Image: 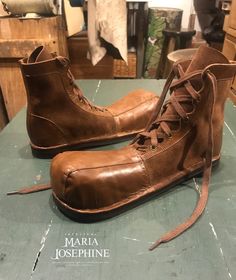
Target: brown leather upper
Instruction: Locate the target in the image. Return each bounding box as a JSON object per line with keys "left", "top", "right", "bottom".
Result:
{"left": 50, "top": 46, "right": 236, "bottom": 248}
{"left": 19, "top": 46, "right": 159, "bottom": 149}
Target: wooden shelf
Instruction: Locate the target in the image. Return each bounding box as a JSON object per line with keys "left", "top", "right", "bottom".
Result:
{"left": 0, "top": 16, "right": 68, "bottom": 122}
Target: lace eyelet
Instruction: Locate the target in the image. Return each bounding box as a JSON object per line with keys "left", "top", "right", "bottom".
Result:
{"left": 183, "top": 115, "right": 190, "bottom": 122}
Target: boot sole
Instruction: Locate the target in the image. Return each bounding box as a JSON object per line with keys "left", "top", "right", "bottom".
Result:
{"left": 52, "top": 157, "right": 220, "bottom": 223}
{"left": 31, "top": 131, "right": 139, "bottom": 159}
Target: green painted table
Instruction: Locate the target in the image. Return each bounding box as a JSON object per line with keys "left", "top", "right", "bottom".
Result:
{"left": 0, "top": 80, "right": 236, "bottom": 280}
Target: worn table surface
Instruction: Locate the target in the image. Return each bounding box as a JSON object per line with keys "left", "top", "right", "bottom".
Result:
{"left": 0, "top": 80, "right": 236, "bottom": 280}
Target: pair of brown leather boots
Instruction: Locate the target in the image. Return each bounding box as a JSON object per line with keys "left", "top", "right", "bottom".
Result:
{"left": 15, "top": 45, "right": 236, "bottom": 250}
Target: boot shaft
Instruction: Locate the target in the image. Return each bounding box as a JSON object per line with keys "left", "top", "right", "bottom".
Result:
{"left": 19, "top": 51, "right": 116, "bottom": 148}
{"left": 201, "top": 63, "right": 236, "bottom": 157}
{"left": 177, "top": 59, "right": 236, "bottom": 158}
{"left": 20, "top": 57, "right": 73, "bottom": 116}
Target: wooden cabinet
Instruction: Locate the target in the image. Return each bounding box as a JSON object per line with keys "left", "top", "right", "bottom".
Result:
{"left": 229, "top": 0, "right": 236, "bottom": 30}
{"left": 222, "top": 0, "right": 236, "bottom": 91}
{"left": 68, "top": 34, "right": 114, "bottom": 79}
{"left": 0, "top": 16, "right": 68, "bottom": 123}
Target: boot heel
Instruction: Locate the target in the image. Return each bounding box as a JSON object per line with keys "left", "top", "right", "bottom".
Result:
{"left": 30, "top": 145, "right": 66, "bottom": 159}
{"left": 31, "top": 146, "right": 56, "bottom": 159}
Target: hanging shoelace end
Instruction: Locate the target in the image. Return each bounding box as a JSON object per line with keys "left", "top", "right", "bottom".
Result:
{"left": 7, "top": 190, "right": 22, "bottom": 195}
{"left": 7, "top": 184, "right": 51, "bottom": 195}
{"left": 149, "top": 238, "right": 164, "bottom": 251}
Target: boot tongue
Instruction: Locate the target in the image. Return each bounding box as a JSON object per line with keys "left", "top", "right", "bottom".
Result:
{"left": 186, "top": 45, "right": 229, "bottom": 73}
{"left": 27, "top": 46, "right": 53, "bottom": 63}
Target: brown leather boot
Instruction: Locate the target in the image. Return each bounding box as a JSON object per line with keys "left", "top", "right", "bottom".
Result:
{"left": 50, "top": 46, "right": 236, "bottom": 249}
{"left": 19, "top": 46, "right": 159, "bottom": 158}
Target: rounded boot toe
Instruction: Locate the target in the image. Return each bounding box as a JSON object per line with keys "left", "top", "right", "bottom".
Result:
{"left": 50, "top": 148, "right": 150, "bottom": 217}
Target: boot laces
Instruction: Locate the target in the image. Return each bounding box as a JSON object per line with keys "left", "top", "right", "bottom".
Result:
{"left": 135, "top": 64, "right": 203, "bottom": 151}
{"left": 57, "top": 56, "right": 106, "bottom": 112}
{"left": 134, "top": 62, "right": 217, "bottom": 250}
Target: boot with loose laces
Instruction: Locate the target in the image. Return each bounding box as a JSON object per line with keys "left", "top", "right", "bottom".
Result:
{"left": 23, "top": 46, "right": 236, "bottom": 250}
{"left": 19, "top": 46, "right": 159, "bottom": 158}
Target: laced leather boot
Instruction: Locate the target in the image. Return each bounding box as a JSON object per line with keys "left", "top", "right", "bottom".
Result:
{"left": 19, "top": 46, "right": 159, "bottom": 158}
{"left": 49, "top": 46, "right": 236, "bottom": 249}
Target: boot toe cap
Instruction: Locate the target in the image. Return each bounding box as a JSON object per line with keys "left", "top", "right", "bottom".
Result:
{"left": 50, "top": 148, "right": 149, "bottom": 213}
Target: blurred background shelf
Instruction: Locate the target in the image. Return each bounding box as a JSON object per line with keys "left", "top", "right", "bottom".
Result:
{"left": 0, "top": 16, "right": 68, "bottom": 123}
